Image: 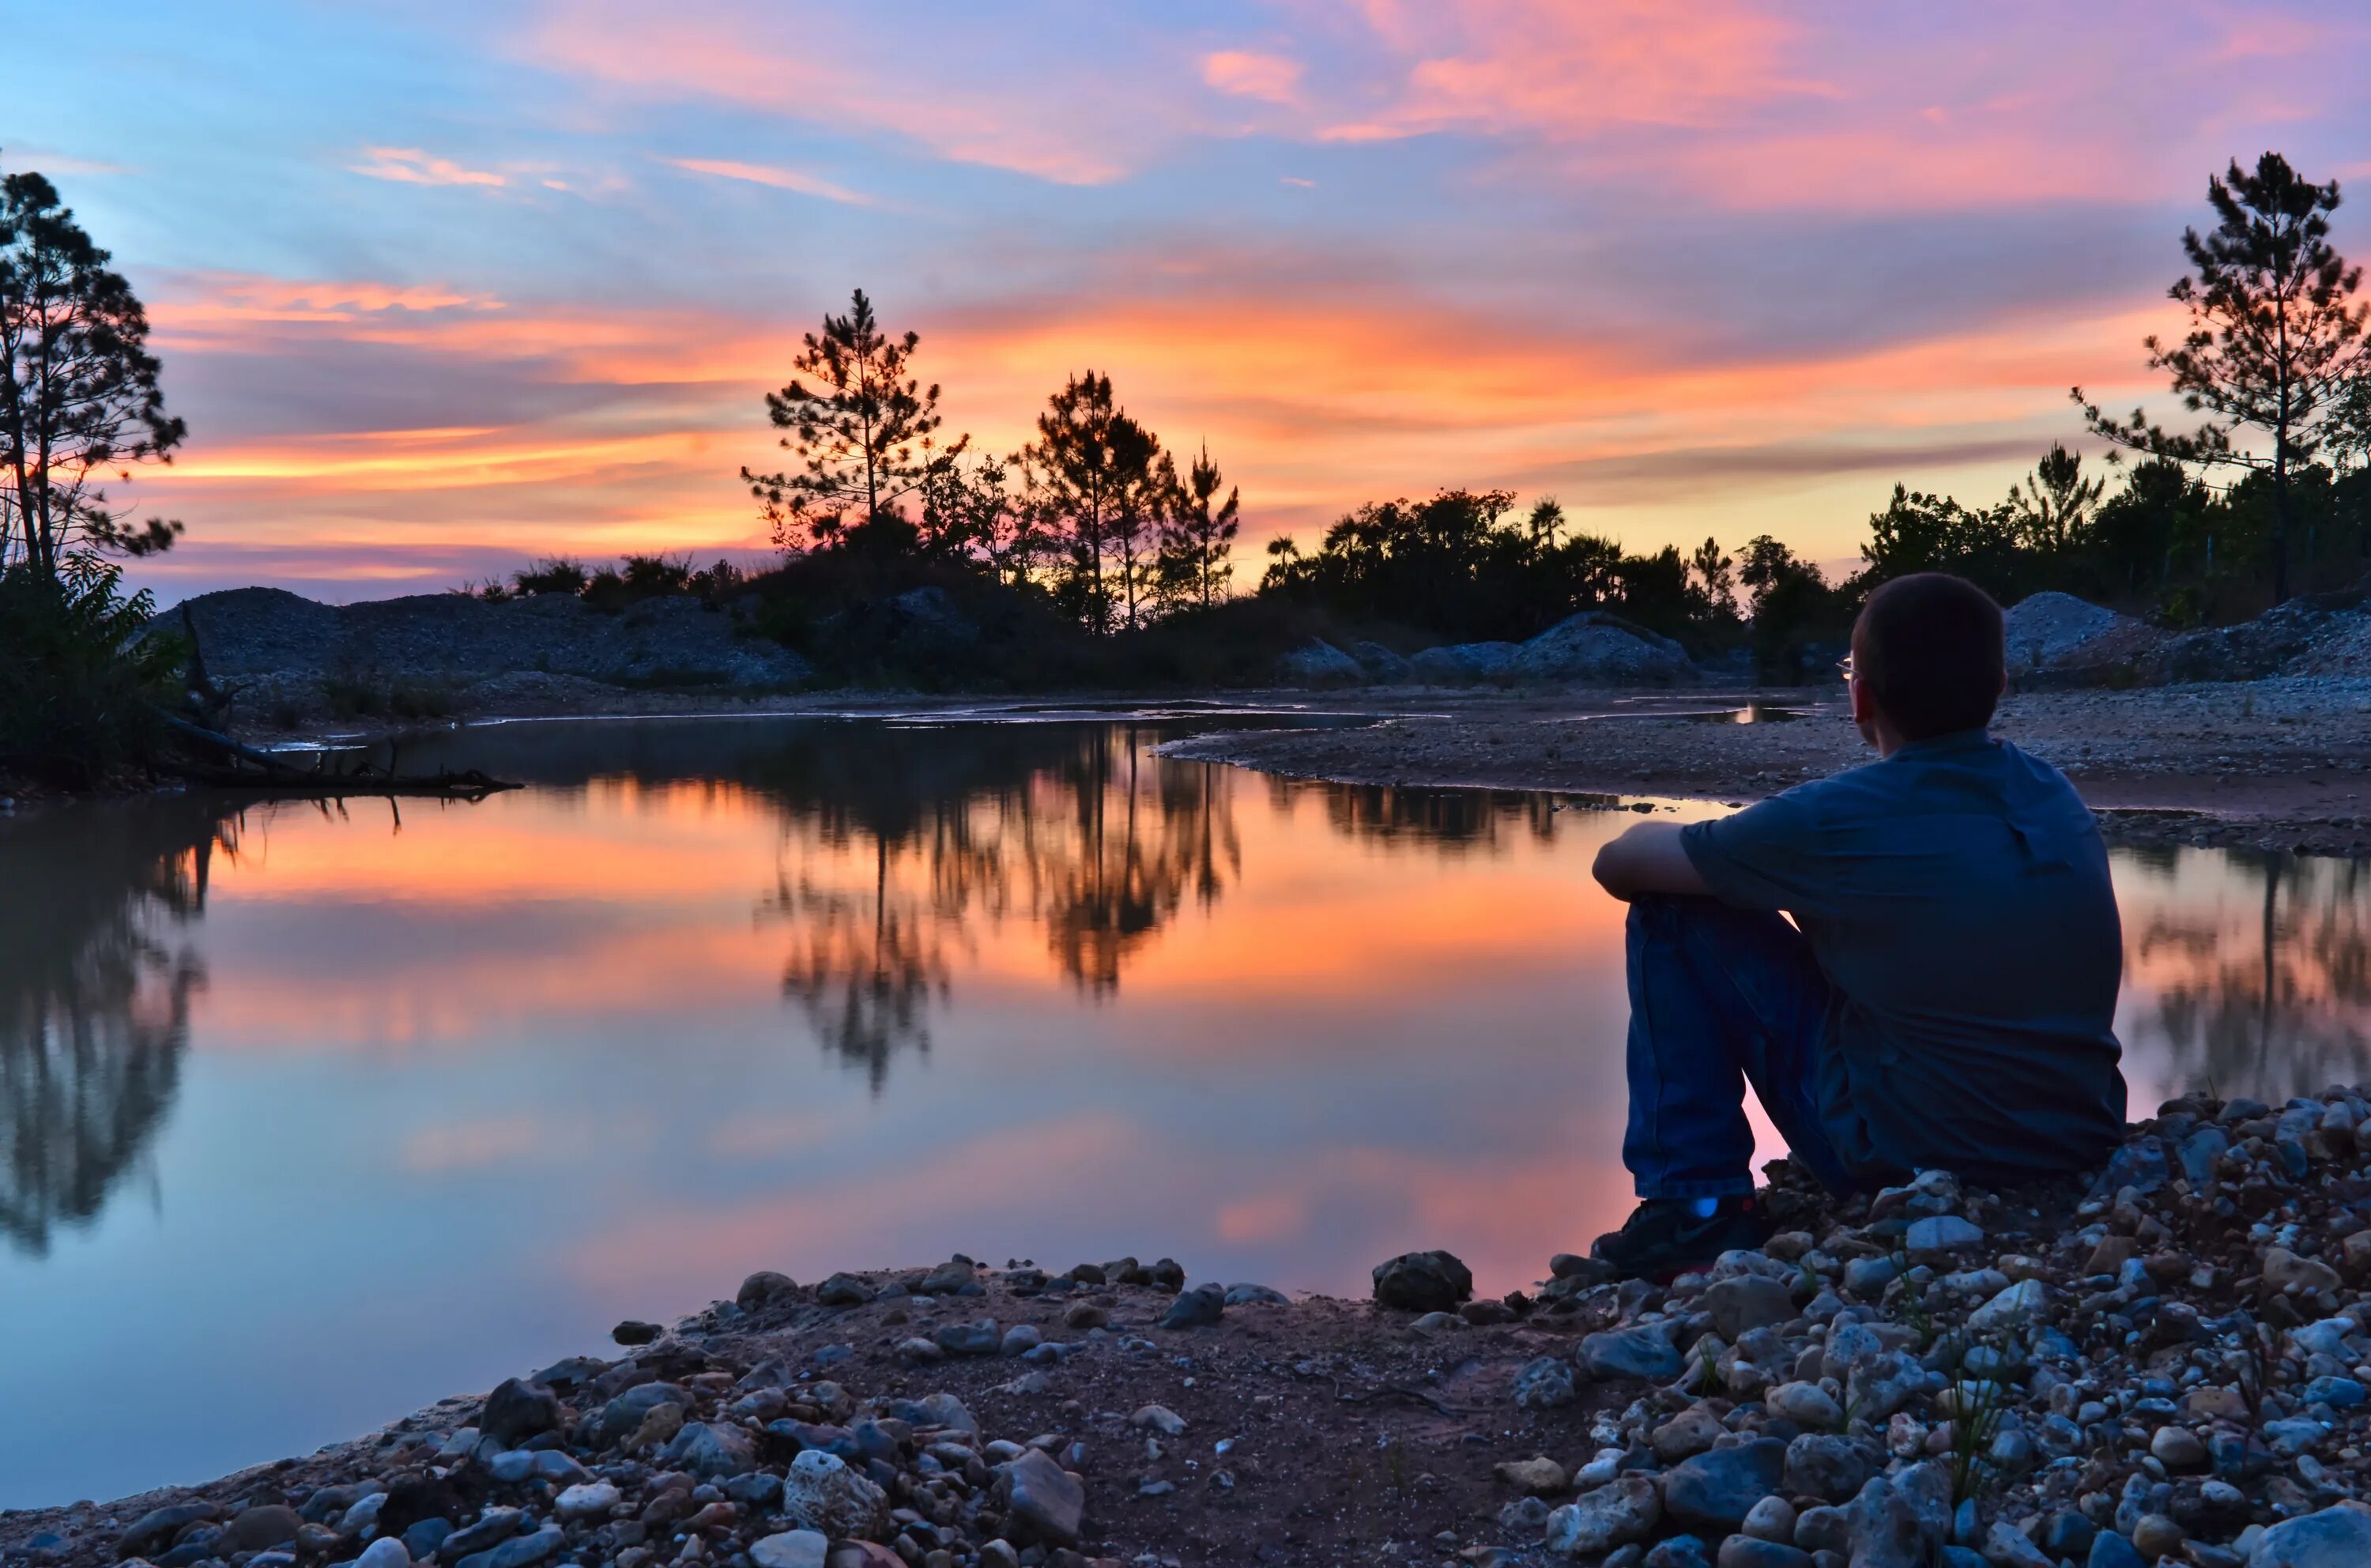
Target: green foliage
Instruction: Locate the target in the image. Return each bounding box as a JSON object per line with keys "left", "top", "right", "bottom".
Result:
{"left": 0, "top": 556, "right": 181, "bottom": 787}
{"left": 1739, "top": 536, "right": 1850, "bottom": 680}
{"left": 741, "top": 288, "right": 967, "bottom": 550}
{"left": 0, "top": 166, "right": 187, "bottom": 575}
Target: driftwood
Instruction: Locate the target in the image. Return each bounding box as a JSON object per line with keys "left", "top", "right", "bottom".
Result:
{"left": 160, "top": 714, "right": 520, "bottom": 800}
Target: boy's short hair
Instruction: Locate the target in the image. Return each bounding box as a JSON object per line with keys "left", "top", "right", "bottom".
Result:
{"left": 1850, "top": 573, "right": 2004, "bottom": 741}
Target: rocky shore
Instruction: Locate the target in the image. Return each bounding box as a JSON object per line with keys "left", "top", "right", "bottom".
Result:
{"left": 13, "top": 1094, "right": 2371, "bottom": 1568}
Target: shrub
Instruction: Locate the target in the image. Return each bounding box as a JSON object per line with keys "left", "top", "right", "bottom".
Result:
{"left": 0, "top": 557, "right": 183, "bottom": 788}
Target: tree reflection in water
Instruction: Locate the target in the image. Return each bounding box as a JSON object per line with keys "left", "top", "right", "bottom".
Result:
{"left": 760, "top": 726, "right": 1241, "bottom": 1087}
{"left": 0, "top": 800, "right": 237, "bottom": 1253}
{"left": 2122, "top": 847, "right": 2371, "bottom": 1101}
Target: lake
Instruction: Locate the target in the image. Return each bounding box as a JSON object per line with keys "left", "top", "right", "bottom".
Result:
{"left": 4, "top": 714, "right": 2367, "bottom": 1507}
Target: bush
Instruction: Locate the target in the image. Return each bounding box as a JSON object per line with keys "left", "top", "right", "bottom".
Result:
{"left": 0, "top": 558, "right": 183, "bottom": 789}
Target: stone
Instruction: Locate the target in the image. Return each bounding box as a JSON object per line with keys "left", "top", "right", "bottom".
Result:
{"left": 1160, "top": 1284, "right": 1226, "bottom": 1329}
{"left": 1705, "top": 1275, "right": 1795, "bottom": 1339}
{"left": 815, "top": 1272, "right": 875, "bottom": 1306}
{"left": 999, "top": 1448, "right": 1084, "bottom": 1546}
{"left": 1653, "top": 1405, "right": 1728, "bottom": 1461}
{"left": 778, "top": 1450, "right": 891, "bottom": 1540}
{"left": 1663, "top": 1439, "right": 1786, "bottom": 1531}
{"left": 555, "top": 1483, "right": 619, "bottom": 1522}
{"left": 737, "top": 1271, "right": 799, "bottom": 1311}
{"left": 1581, "top": 1323, "right": 1683, "bottom": 1381}
{"left": 1967, "top": 1279, "right": 2045, "bottom": 1330}
{"left": 1642, "top": 1537, "right": 1715, "bottom": 1568}
{"left": 435, "top": 1510, "right": 524, "bottom": 1562}
{"left": 918, "top": 1258, "right": 978, "bottom": 1295}
{"left": 1743, "top": 1497, "right": 1798, "bottom": 1544}
{"left": 2041, "top": 1511, "right": 2094, "bottom": 1559}
{"left": 479, "top": 1378, "right": 559, "bottom": 1448}
{"left": 1495, "top": 1456, "right": 1570, "bottom": 1495}
{"left": 748, "top": 1532, "right": 828, "bottom": 1568}
{"left": 1842, "top": 1257, "right": 1900, "bottom": 1298}
{"left": 1132, "top": 1404, "right": 1187, "bottom": 1435}
{"left": 2247, "top": 1502, "right": 2371, "bottom": 1566}
{"left": 1782, "top": 1434, "right": 1871, "bottom": 1502}
{"left": 119, "top": 1505, "right": 221, "bottom": 1559}
{"left": 1792, "top": 1506, "right": 1849, "bottom": 1557}
{"left": 1500, "top": 1495, "right": 1553, "bottom": 1536}
{"left": 2083, "top": 1533, "right": 2145, "bottom": 1568}
{"left": 1845, "top": 1350, "right": 1928, "bottom": 1421}
{"left": 1371, "top": 1250, "right": 1473, "bottom": 1312}
{"left": 2264, "top": 1248, "right": 2344, "bottom": 1296}
{"left": 1716, "top": 1540, "right": 1811, "bottom": 1568}
{"left": 1979, "top": 1521, "right": 2052, "bottom": 1568}
{"left": 1543, "top": 1476, "right": 1663, "bottom": 1555}
{"left": 2302, "top": 1375, "right": 2365, "bottom": 1408}
{"left": 1514, "top": 1356, "right": 1580, "bottom": 1412}
{"left": 1224, "top": 1283, "right": 1288, "bottom": 1306}
{"left": 1844, "top": 1465, "right": 1951, "bottom": 1568}
{"left": 1000, "top": 1324, "right": 1042, "bottom": 1357}
{"left": 662, "top": 1421, "right": 757, "bottom": 1479}
{"left": 1905, "top": 1216, "right": 1985, "bottom": 1253}
{"left": 1062, "top": 1302, "right": 1108, "bottom": 1331}
{"left": 935, "top": 1318, "right": 1000, "bottom": 1356}
{"left": 223, "top": 1507, "right": 302, "bottom": 1551}
{"left": 1766, "top": 1381, "right": 1841, "bottom": 1429}
{"left": 2150, "top": 1426, "right": 2207, "bottom": 1469}
{"left": 454, "top": 1526, "right": 561, "bottom": 1568}
{"left": 591, "top": 1382, "right": 692, "bottom": 1449}
{"left": 352, "top": 1539, "right": 410, "bottom": 1568}
{"left": 2128, "top": 1516, "right": 2183, "bottom": 1559}
{"left": 611, "top": 1320, "right": 662, "bottom": 1345}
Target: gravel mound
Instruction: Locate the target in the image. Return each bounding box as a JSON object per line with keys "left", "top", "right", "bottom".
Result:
{"left": 1510, "top": 612, "right": 1697, "bottom": 685}
{"left": 167, "top": 590, "right": 809, "bottom": 692}
{"left": 2003, "top": 593, "right": 2136, "bottom": 672}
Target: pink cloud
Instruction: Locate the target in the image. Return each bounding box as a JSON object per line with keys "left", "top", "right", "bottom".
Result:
{"left": 525, "top": 1, "right": 1152, "bottom": 184}
{"left": 1202, "top": 48, "right": 1306, "bottom": 106}
{"left": 349, "top": 147, "right": 507, "bottom": 187}
{"left": 662, "top": 156, "right": 876, "bottom": 207}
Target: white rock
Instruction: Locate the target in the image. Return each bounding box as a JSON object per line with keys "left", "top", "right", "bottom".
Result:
{"left": 555, "top": 1482, "right": 620, "bottom": 1521}
{"left": 350, "top": 1539, "right": 410, "bottom": 1568}
{"left": 748, "top": 1530, "right": 828, "bottom": 1568}
{"left": 1968, "top": 1279, "right": 2046, "bottom": 1330}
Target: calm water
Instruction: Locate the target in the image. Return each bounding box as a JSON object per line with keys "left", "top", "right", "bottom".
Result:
{"left": 4, "top": 715, "right": 2368, "bottom": 1507}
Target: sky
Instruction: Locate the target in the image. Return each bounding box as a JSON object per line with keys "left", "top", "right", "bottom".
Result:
{"left": 6, "top": 0, "right": 2371, "bottom": 604}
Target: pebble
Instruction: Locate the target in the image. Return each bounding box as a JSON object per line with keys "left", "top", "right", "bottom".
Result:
{"left": 1493, "top": 1455, "right": 1568, "bottom": 1495}
{"left": 1370, "top": 1249, "right": 1472, "bottom": 1312}
{"left": 998, "top": 1449, "right": 1083, "bottom": 1546}
{"left": 1514, "top": 1355, "right": 1580, "bottom": 1411}
{"left": 1130, "top": 1404, "right": 1187, "bottom": 1436}
{"left": 1581, "top": 1323, "right": 1684, "bottom": 1381}
{"left": 748, "top": 1530, "right": 828, "bottom": 1568}
{"left": 554, "top": 1482, "right": 620, "bottom": 1521}
{"left": 1544, "top": 1476, "right": 1663, "bottom": 1555}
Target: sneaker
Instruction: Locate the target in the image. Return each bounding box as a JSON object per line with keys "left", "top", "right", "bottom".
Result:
{"left": 1589, "top": 1195, "right": 1772, "bottom": 1281}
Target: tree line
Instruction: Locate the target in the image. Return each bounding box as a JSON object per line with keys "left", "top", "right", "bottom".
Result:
{"left": 745, "top": 152, "right": 2368, "bottom": 665}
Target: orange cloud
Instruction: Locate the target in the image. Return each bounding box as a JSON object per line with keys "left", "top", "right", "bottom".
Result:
{"left": 1201, "top": 49, "right": 1305, "bottom": 106}
{"left": 350, "top": 147, "right": 507, "bottom": 187}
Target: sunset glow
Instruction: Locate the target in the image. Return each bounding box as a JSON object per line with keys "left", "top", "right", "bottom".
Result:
{"left": 6, "top": 1, "right": 2368, "bottom": 600}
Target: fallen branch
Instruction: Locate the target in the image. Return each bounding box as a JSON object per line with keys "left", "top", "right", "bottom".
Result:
{"left": 159, "top": 714, "right": 521, "bottom": 799}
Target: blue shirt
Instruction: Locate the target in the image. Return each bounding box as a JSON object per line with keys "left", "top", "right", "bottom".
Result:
{"left": 1679, "top": 729, "right": 2127, "bottom": 1180}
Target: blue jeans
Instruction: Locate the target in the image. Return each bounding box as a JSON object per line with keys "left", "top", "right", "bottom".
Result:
{"left": 1623, "top": 895, "right": 1856, "bottom": 1199}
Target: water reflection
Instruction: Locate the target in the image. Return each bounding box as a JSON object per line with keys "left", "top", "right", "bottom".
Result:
{"left": 759, "top": 732, "right": 1242, "bottom": 1084}
{"left": 0, "top": 800, "right": 233, "bottom": 1253}
{"left": 2, "top": 716, "right": 2369, "bottom": 1508}
{"left": 2117, "top": 849, "right": 2371, "bottom": 1105}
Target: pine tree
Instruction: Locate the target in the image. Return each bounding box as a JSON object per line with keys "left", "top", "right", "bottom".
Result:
{"left": 2077, "top": 153, "right": 2369, "bottom": 601}
{"left": 0, "top": 167, "right": 185, "bottom": 576}
{"left": 2006, "top": 443, "right": 2106, "bottom": 556}
{"left": 1020, "top": 371, "right": 1163, "bottom": 633}
{"left": 1155, "top": 443, "right": 1239, "bottom": 612}
{"left": 741, "top": 289, "right": 967, "bottom": 552}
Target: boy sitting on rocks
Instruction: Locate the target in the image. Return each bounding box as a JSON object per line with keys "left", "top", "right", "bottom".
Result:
{"left": 1587, "top": 571, "right": 2128, "bottom": 1279}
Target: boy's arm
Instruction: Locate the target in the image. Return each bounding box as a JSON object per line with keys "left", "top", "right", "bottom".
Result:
{"left": 1591, "top": 820, "right": 1712, "bottom": 902}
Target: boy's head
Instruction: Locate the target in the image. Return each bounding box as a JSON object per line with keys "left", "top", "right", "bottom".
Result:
{"left": 1849, "top": 572, "right": 2004, "bottom": 744}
